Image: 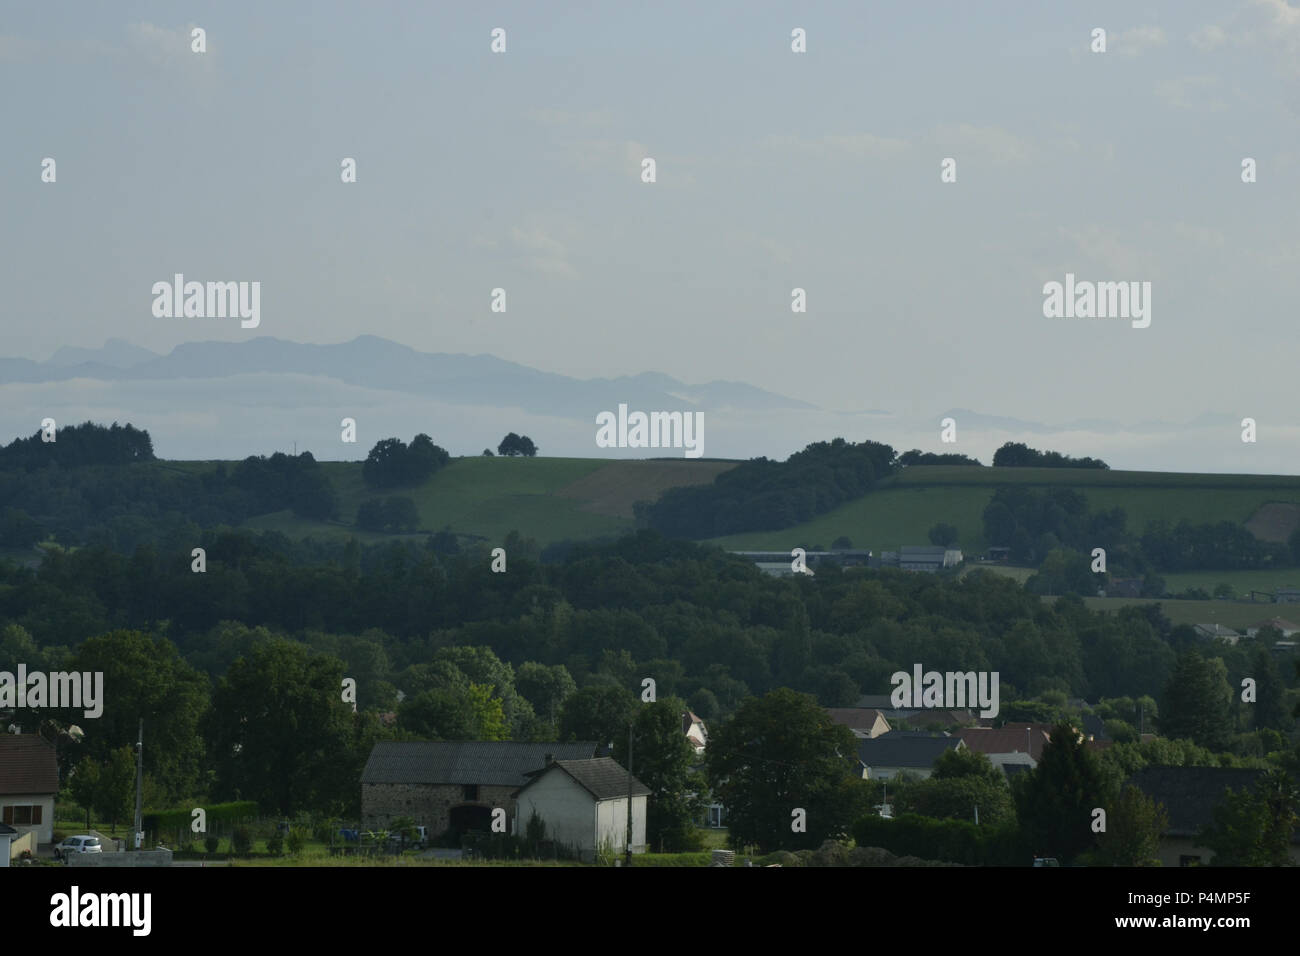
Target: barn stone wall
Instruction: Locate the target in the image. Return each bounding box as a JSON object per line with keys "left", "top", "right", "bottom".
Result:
{"left": 362, "top": 783, "right": 520, "bottom": 836}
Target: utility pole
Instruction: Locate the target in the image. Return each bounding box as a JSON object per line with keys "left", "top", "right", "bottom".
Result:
{"left": 133, "top": 719, "right": 143, "bottom": 851}
{"left": 625, "top": 721, "right": 633, "bottom": 867}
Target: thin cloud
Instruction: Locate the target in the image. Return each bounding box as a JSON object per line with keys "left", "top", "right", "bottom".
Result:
{"left": 125, "top": 22, "right": 211, "bottom": 71}
{"left": 929, "top": 124, "right": 1031, "bottom": 165}
{"left": 1115, "top": 25, "right": 1168, "bottom": 56}
{"left": 764, "top": 132, "right": 909, "bottom": 161}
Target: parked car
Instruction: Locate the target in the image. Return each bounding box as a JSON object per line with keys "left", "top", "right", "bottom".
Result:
{"left": 55, "top": 835, "right": 103, "bottom": 861}
{"left": 386, "top": 825, "right": 428, "bottom": 849}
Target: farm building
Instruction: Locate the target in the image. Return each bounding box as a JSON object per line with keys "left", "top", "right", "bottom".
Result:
{"left": 514, "top": 757, "right": 650, "bottom": 862}
{"left": 360, "top": 740, "right": 598, "bottom": 840}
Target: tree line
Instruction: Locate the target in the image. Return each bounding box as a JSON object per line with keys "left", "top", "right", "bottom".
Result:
{"left": 984, "top": 484, "right": 1294, "bottom": 577}
{"left": 636, "top": 438, "right": 898, "bottom": 538}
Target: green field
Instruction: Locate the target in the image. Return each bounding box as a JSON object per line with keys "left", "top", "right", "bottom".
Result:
{"left": 1049, "top": 596, "right": 1299, "bottom": 631}
{"left": 155, "top": 459, "right": 1300, "bottom": 566}
{"left": 707, "top": 465, "right": 1300, "bottom": 554}
{"left": 216, "top": 456, "right": 733, "bottom": 549}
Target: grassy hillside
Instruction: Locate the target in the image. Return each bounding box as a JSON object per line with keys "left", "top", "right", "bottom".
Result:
{"left": 162, "top": 458, "right": 1300, "bottom": 566}
{"left": 707, "top": 465, "right": 1300, "bottom": 554}
{"left": 235, "top": 456, "right": 735, "bottom": 548}
{"left": 1047, "top": 595, "right": 1300, "bottom": 631}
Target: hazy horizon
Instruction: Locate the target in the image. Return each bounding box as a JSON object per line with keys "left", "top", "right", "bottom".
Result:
{"left": 5, "top": 1, "right": 1299, "bottom": 469}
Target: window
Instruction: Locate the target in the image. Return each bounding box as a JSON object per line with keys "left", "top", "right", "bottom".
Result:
{"left": 462, "top": 785, "right": 479, "bottom": 801}
{"left": 2, "top": 805, "right": 43, "bottom": 825}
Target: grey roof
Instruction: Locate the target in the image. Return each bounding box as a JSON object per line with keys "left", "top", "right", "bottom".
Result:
{"left": 1125, "top": 767, "right": 1270, "bottom": 837}
{"left": 525, "top": 758, "right": 651, "bottom": 801}
{"left": 1081, "top": 715, "right": 1107, "bottom": 739}
{"left": 855, "top": 695, "right": 895, "bottom": 709}
{"left": 856, "top": 732, "right": 962, "bottom": 769}
{"left": 361, "top": 741, "right": 598, "bottom": 786}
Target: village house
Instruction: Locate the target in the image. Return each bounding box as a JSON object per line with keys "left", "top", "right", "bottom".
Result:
{"left": 1126, "top": 766, "right": 1300, "bottom": 866}
{"left": 514, "top": 757, "right": 650, "bottom": 861}
{"left": 360, "top": 740, "right": 598, "bottom": 839}
{"left": 1192, "top": 623, "right": 1242, "bottom": 644}
{"left": 854, "top": 731, "right": 964, "bottom": 780}
{"left": 825, "top": 707, "right": 892, "bottom": 739}
{"left": 682, "top": 711, "right": 708, "bottom": 753}
{"left": 0, "top": 734, "right": 58, "bottom": 851}
{"left": 1245, "top": 617, "right": 1300, "bottom": 638}
{"left": 957, "top": 724, "right": 1052, "bottom": 764}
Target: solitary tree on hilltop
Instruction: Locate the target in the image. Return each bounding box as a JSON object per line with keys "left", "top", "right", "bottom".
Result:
{"left": 497, "top": 433, "right": 538, "bottom": 457}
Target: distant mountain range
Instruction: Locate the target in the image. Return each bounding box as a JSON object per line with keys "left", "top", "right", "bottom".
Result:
{"left": 0, "top": 338, "right": 1288, "bottom": 473}
{"left": 0, "top": 336, "right": 816, "bottom": 418}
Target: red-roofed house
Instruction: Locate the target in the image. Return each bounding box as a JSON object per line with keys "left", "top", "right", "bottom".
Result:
{"left": 825, "top": 708, "right": 892, "bottom": 739}
{"left": 683, "top": 711, "right": 708, "bottom": 753}
{"left": 1246, "top": 618, "right": 1300, "bottom": 638}
{"left": 957, "top": 724, "right": 1052, "bottom": 764}
{"left": 0, "top": 734, "right": 59, "bottom": 846}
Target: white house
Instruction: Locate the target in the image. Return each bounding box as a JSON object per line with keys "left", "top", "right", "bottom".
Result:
{"left": 0, "top": 734, "right": 59, "bottom": 847}
{"left": 683, "top": 711, "right": 708, "bottom": 753}
{"left": 1193, "top": 623, "right": 1243, "bottom": 644}
{"left": 514, "top": 757, "right": 650, "bottom": 862}
{"left": 1245, "top": 617, "right": 1300, "bottom": 638}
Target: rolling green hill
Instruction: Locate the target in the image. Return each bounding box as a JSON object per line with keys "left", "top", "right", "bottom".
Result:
{"left": 162, "top": 459, "right": 1300, "bottom": 555}
{"left": 705, "top": 465, "right": 1300, "bottom": 553}
{"left": 236, "top": 456, "right": 737, "bottom": 547}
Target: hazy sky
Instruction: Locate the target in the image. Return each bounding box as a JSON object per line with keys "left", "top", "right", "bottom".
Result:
{"left": 4, "top": 1, "right": 1300, "bottom": 466}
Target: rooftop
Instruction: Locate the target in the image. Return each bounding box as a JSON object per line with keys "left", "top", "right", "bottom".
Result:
{"left": 361, "top": 741, "right": 598, "bottom": 787}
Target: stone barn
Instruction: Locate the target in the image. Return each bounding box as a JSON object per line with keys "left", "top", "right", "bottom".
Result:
{"left": 360, "top": 740, "right": 598, "bottom": 840}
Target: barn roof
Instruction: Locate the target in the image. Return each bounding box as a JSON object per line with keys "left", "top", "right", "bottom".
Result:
{"left": 361, "top": 741, "right": 598, "bottom": 787}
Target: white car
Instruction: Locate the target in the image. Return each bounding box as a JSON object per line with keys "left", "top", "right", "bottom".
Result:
{"left": 55, "top": 835, "right": 103, "bottom": 860}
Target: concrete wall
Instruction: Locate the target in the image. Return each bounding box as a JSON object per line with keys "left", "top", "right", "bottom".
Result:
{"left": 8, "top": 831, "right": 35, "bottom": 860}
{"left": 1, "top": 794, "right": 55, "bottom": 844}
{"left": 67, "top": 848, "right": 173, "bottom": 867}
{"left": 516, "top": 771, "right": 596, "bottom": 857}
{"left": 596, "top": 795, "right": 646, "bottom": 855}
{"left": 362, "top": 782, "right": 519, "bottom": 836}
